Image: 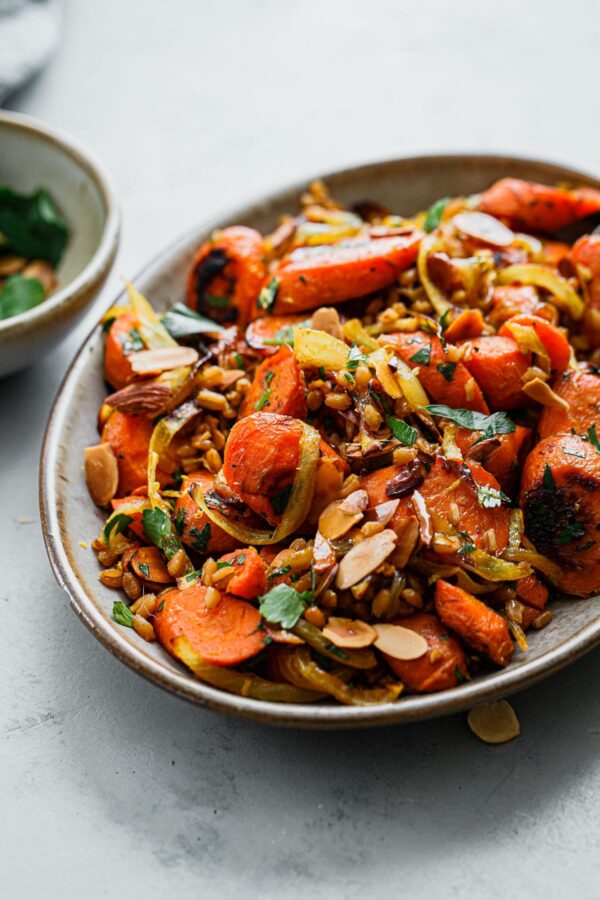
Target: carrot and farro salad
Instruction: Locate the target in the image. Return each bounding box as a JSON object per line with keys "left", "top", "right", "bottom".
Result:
{"left": 84, "top": 176, "right": 600, "bottom": 706}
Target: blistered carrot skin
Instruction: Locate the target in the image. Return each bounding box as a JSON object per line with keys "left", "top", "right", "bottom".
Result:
{"left": 434, "top": 580, "right": 514, "bottom": 667}
{"left": 186, "top": 226, "right": 266, "bottom": 327}
{"left": 381, "top": 614, "right": 469, "bottom": 692}
{"left": 217, "top": 547, "right": 267, "bottom": 600}
{"left": 477, "top": 178, "right": 600, "bottom": 233}
{"left": 269, "top": 232, "right": 422, "bottom": 314}
{"left": 245, "top": 315, "right": 307, "bottom": 355}
{"left": 239, "top": 346, "right": 307, "bottom": 419}
{"left": 520, "top": 434, "right": 600, "bottom": 598}
{"left": 499, "top": 314, "right": 571, "bottom": 374}
{"left": 174, "top": 470, "right": 241, "bottom": 555}
{"left": 104, "top": 311, "right": 138, "bottom": 389}
{"left": 538, "top": 368, "right": 600, "bottom": 439}
{"left": 572, "top": 234, "right": 600, "bottom": 348}
{"left": 101, "top": 411, "right": 174, "bottom": 496}
{"left": 382, "top": 331, "right": 489, "bottom": 413}
{"left": 153, "top": 583, "right": 265, "bottom": 667}
{"left": 461, "top": 335, "right": 531, "bottom": 411}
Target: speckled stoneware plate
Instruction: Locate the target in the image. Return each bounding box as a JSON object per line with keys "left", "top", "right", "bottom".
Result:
{"left": 40, "top": 155, "right": 600, "bottom": 728}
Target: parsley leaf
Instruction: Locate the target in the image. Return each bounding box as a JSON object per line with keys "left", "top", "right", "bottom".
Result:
{"left": 0, "top": 274, "right": 45, "bottom": 320}
{"left": 587, "top": 424, "right": 600, "bottom": 454}
{"left": 142, "top": 507, "right": 181, "bottom": 559}
{"left": 437, "top": 361, "right": 457, "bottom": 382}
{"left": 425, "top": 405, "right": 516, "bottom": 440}
{"left": 409, "top": 345, "right": 431, "bottom": 365}
{"left": 257, "top": 277, "right": 280, "bottom": 312}
{"left": 258, "top": 583, "right": 308, "bottom": 629}
{"left": 0, "top": 186, "right": 69, "bottom": 266}
{"left": 119, "top": 327, "right": 144, "bottom": 354}
{"left": 386, "top": 415, "right": 418, "bottom": 446}
{"left": 543, "top": 463, "right": 555, "bottom": 491}
{"left": 162, "top": 302, "right": 225, "bottom": 338}
{"left": 103, "top": 513, "right": 133, "bottom": 548}
{"left": 113, "top": 601, "right": 134, "bottom": 627}
{"left": 189, "top": 523, "right": 211, "bottom": 552}
{"left": 347, "top": 343, "right": 367, "bottom": 370}
{"left": 255, "top": 370, "right": 275, "bottom": 410}
{"left": 476, "top": 484, "right": 509, "bottom": 509}
{"left": 423, "top": 197, "right": 448, "bottom": 233}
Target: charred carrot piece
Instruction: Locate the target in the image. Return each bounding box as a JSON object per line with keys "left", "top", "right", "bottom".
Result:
{"left": 434, "top": 579, "right": 514, "bottom": 666}
{"left": 383, "top": 331, "right": 489, "bottom": 413}
{"left": 174, "top": 470, "right": 242, "bottom": 555}
{"left": 239, "top": 345, "right": 307, "bottom": 419}
{"left": 499, "top": 313, "right": 571, "bottom": 373}
{"left": 216, "top": 547, "right": 267, "bottom": 600}
{"left": 572, "top": 234, "right": 600, "bottom": 348}
{"left": 538, "top": 367, "right": 600, "bottom": 439}
{"left": 245, "top": 314, "right": 307, "bottom": 355}
{"left": 442, "top": 308, "right": 485, "bottom": 343}
{"left": 269, "top": 232, "right": 422, "bottom": 314}
{"left": 520, "top": 433, "right": 600, "bottom": 598}
{"left": 461, "top": 335, "right": 531, "bottom": 411}
{"left": 101, "top": 411, "right": 174, "bottom": 496}
{"left": 381, "top": 613, "right": 469, "bottom": 692}
{"left": 516, "top": 573, "right": 549, "bottom": 611}
{"left": 104, "top": 311, "right": 138, "bottom": 389}
{"left": 477, "top": 178, "right": 600, "bottom": 233}
{"left": 186, "top": 226, "right": 266, "bottom": 327}
{"left": 153, "top": 583, "right": 265, "bottom": 667}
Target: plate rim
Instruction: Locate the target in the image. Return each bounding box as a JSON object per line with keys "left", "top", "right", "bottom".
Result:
{"left": 39, "top": 152, "right": 600, "bottom": 728}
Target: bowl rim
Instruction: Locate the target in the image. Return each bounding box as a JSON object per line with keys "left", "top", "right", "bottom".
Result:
{"left": 40, "top": 152, "right": 600, "bottom": 728}
{"left": 0, "top": 109, "right": 120, "bottom": 334}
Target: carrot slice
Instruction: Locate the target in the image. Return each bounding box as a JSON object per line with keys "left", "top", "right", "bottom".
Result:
{"left": 380, "top": 614, "right": 468, "bottom": 692}
{"left": 461, "top": 335, "right": 531, "bottom": 411}
{"left": 174, "top": 470, "right": 242, "bottom": 555}
{"left": 104, "top": 311, "right": 138, "bottom": 389}
{"left": 245, "top": 314, "right": 307, "bottom": 355}
{"left": 239, "top": 346, "right": 307, "bottom": 419}
{"left": 110, "top": 496, "right": 147, "bottom": 541}
{"left": 101, "top": 411, "right": 174, "bottom": 496}
{"left": 270, "top": 232, "right": 421, "bottom": 314}
{"left": 382, "top": 331, "right": 489, "bottom": 413}
{"left": 516, "top": 574, "right": 549, "bottom": 611}
{"left": 572, "top": 234, "right": 600, "bottom": 348}
{"left": 154, "top": 583, "right": 265, "bottom": 666}
{"left": 520, "top": 433, "right": 600, "bottom": 597}
{"left": 455, "top": 426, "right": 532, "bottom": 495}
{"left": 499, "top": 313, "right": 571, "bottom": 373}
{"left": 477, "top": 178, "right": 600, "bottom": 233}
{"left": 488, "top": 285, "right": 554, "bottom": 328}
{"left": 434, "top": 579, "right": 514, "bottom": 666}
{"left": 186, "top": 226, "right": 265, "bottom": 327}
{"left": 217, "top": 547, "right": 267, "bottom": 600}
{"left": 538, "top": 368, "right": 600, "bottom": 439}
{"left": 542, "top": 241, "right": 572, "bottom": 268}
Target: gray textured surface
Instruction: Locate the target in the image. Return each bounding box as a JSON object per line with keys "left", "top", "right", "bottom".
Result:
{"left": 2, "top": 1, "right": 600, "bottom": 897}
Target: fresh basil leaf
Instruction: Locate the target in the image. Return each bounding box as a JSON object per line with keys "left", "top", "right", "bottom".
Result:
{"left": 142, "top": 507, "right": 181, "bottom": 559}
{"left": 162, "top": 302, "right": 225, "bottom": 339}
{"left": 423, "top": 197, "right": 448, "bottom": 233}
{"left": 258, "top": 583, "right": 307, "bottom": 629}
{"left": 476, "top": 484, "right": 509, "bottom": 509}
{"left": 0, "top": 275, "right": 45, "bottom": 320}
{"left": 386, "top": 415, "right": 417, "bottom": 446}
{"left": 425, "top": 405, "right": 516, "bottom": 439}
{"left": 113, "top": 601, "right": 134, "bottom": 627}
{"left": 409, "top": 345, "right": 431, "bottom": 365}
{"left": 0, "top": 186, "right": 69, "bottom": 266}
{"left": 257, "top": 278, "right": 280, "bottom": 312}
{"left": 103, "top": 513, "right": 134, "bottom": 548}
{"left": 437, "top": 361, "right": 457, "bottom": 382}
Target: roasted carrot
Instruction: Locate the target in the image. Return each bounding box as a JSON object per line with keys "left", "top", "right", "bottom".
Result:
{"left": 245, "top": 314, "right": 307, "bottom": 355}
{"left": 239, "top": 345, "right": 307, "bottom": 419}
{"left": 538, "top": 367, "right": 600, "bottom": 439}
{"left": 455, "top": 425, "right": 532, "bottom": 496}
{"left": 434, "top": 579, "right": 514, "bottom": 666}
{"left": 104, "top": 311, "right": 138, "bottom": 389}
{"left": 499, "top": 313, "right": 571, "bottom": 373}
{"left": 101, "top": 411, "right": 174, "bottom": 496}
{"left": 477, "top": 178, "right": 600, "bottom": 233}
{"left": 516, "top": 573, "right": 549, "bottom": 611}
{"left": 520, "top": 433, "right": 600, "bottom": 597}
{"left": 572, "top": 234, "right": 600, "bottom": 348}
{"left": 186, "top": 226, "right": 265, "bottom": 326}
{"left": 153, "top": 583, "right": 265, "bottom": 666}
{"left": 461, "top": 335, "right": 531, "bottom": 411}
{"left": 381, "top": 614, "right": 469, "bottom": 692}
{"left": 216, "top": 547, "right": 267, "bottom": 600}
{"left": 442, "top": 308, "right": 485, "bottom": 343}
{"left": 382, "top": 331, "right": 489, "bottom": 413}
{"left": 174, "top": 470, "right": 241, "bottom": 555}
{"left": 269, "top": 232, "right": 422, "bottom": 314}
{"left": 361, "top": 457, "right": 510, "bottom": 554}
{"left": 130, "top": 545, "right": 173, "bottom": 584}
{"left": 488, "top": 285, "right": 554, "bottom": 328}
{"left": 110, "top": 496, "right": 147, "bottom": 541}
{"left": 542, "top": 241, "right": 572, "bottom": 268}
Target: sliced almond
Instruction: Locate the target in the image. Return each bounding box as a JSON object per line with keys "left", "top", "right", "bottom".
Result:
{"left": 411, "top": 490, "right": 432, "bottom": 546}
{"left": 129, "top": 346, "right": 199, "bottom": 375}
{"left": 218, "top": 368, "right": 246, "bottom": 389}
{"left": 309, "top": 306, "right": 344, "bottom": 340}
{"left": 105, "top": 381, "right": 172, "bottom": 415}
{"left": 392, "top": 516, "right": 420, "bottom": 568}
{"left": 319, "top": 498, "right": 364, "bottom": 541}
{"left": 84, "top": 443, "right": 119, "bottom": 506}
{"left": 339, "top": 489, "right": 369, "bottom": 516}
{"left": 322, "top": 617, "right": 377, "bottom": 649}
{"left": 522, "top": 377, "right": 569, "bottom": 411}
{"left": 368, "top": 499, "right": 400, "bottom": 526}
{"left": 373, "top": 623, "right": 428, "bottom": 660}
{"left": 452, "top": 211, "right": 514, "bottom": 247}
{"left": 467, "top": 700, "right": 520, "bottom": 744}
{"left": 335, "top": 529, "right": 397, "bottom": 590}
{"left": 313, "top": 530, "right": 336, "bottom": 573}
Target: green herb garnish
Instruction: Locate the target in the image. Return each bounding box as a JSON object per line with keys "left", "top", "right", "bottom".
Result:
{"left": 162, "top": 302, "right": 225, "bottom": 338}
{"left": 255, "top": 369, "right": 275, "bottom": 410}
{"left": 543, "top": 463, "right": 555, "bottom": 491}
{"left": 437, "top": 361, "right": 457, "bottom": 382}
{"left": 0, "top": 275, "right": 45, "bottom": 320}
{"left": 258, "top": 583, "right": 308, "bottom": 629}
{"left": 113, "top": 601, "right": 134, "bottom": 627}
{"left": 120, "top": 327, "right": 144, "bottom": 354}
{"left": 103, "top": 513, "right": 133, "bottom": 548}
{"left": 257, "top": 277, "right": 280, "bottom": 312}
{"left": 425, "top": 405, "right": 516, "bottom": 441}
{"left": 587, "top": 425, "right": 600, "bottom": 454}
{"left": 409, "top": 345, "right": 431, "bottom": 365}
{"left": 142, "top": 507, "right": 181, "bottom": 559}
{"left": 476, "top": 484, "right": 509, "bottom": 509}
{"left": 0, "top": 186, "right": 69, "bottom": 266}
{"left": 189, "top": 523, "right": 211, "bottom": 552}
{"left": 423, "top": 197, "right": 449, "bottom": 233}
{"left": 386, "top": 415, "right": 418, "bottom": 446}
{"left": 272, "top": 484, "right": 292, "bottom": 516}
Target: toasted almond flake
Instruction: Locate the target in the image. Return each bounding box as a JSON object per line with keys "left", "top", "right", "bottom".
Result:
{"left": 218, "top": 369, "right": 246, "bottom": 388}
{"left": 411, "top": 490, "right": 432, "bottom": 546}
{"left": 467, "top": 700, "right": 520, "bottom": 744}
{"left": 84, "top": 443, "right": 119, "bottom": 507}
{"left": 368, "top": 499, "right": 400, "bottom": 526}
{"left": 392, "top": 516, "right": 420, "bottom": 568}
{"left": 322, "top": 617, "right": 377, "bottom": 649}
{"left": 129, "top": 346, "right": 199, "bottom": 374}
{"left": 452, "top": 211, "right": 514, "bottom": 247}
{"left": 339, "top": 489, "right": 369, "bottom": 516}
{"left": 522, "top": 377, "right": 569, "bottom": 410}
{"left": 521, "top": 366, "right": 549, "bottom": 384}
{"left": 373, "top": 623, "right": 428, "bottom": 660}
{"left": 309, "top": 306, "right": 344, "bottom": 340}
{"left": 313, "top": 530, "right": 336, "bottom": 572}
{"left": 319, "top": 499, "right": 364, "bottom": 540}
{"left": 335, "top": 529, "right": 397, "bottom": 590}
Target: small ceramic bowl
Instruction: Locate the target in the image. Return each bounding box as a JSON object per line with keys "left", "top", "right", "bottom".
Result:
{"left": 0, "top": 111, "right": 120, "bottom": 378}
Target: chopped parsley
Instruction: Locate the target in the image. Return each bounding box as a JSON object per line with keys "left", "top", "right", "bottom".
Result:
{"left": 268, "top": 565, "right": 292, "bottom": 580}
{"left": 234, "top": 352, "right": 245, "bottom": 369}
{"left": 189, "top": 523, "right": 211, "bottom": 552}
{"left": 557, "top": 520, "right": 586, "bottom": 545}
{"left": 255, "top": 369, "right": 275, "bottom": 410}
{"left": 257, "top": 277, "right": 280, "bottom": 312}
{"left": 120, "top": 327, "right": 144, "bottom": 354}
{"left": 587, "top": 424, "right": 600, "bottom": 454}
{"left": 138, "top": 562, "right": 150, "bottom": 578}
{"left": 347, "top": 343, "right": 367, "bottom": 370}
{"left": 103, "top": 513, "right": 133, "bottom": 549}
{"left": 424, "top": 197, "right": 449, "bottom": 233}
{"left": 425, "top": 405, "right": 516, "bottom": 441}
{"left": 386, "top": 415, "right": 418, "bottom": 446}
{"left": 258, "top": 583, "right": 309, "bottom": 629}
{"left": 142, "top": 507, "right": 181, "bottom": 559}
{"left": 409, "top": 345, "right": 431, "bottom": 365}
{"left": 437, "top": 361, "right": 457, "bottom": 382}
{"left": 204, "top": 294, "right": 231, "bottom": 308}
{"left": 113, "top": 601, "right": 134, "bottom": 627}
{"left": 543, "top": 463, "right": 556, "bottom": 491}
{"left": 318, "top": 366, "right": 327, "bottom": 380}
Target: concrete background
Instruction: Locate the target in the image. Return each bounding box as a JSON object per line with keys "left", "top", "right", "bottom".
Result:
{"left": 2, "top": 1, "right": 600, "bottom": 897}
